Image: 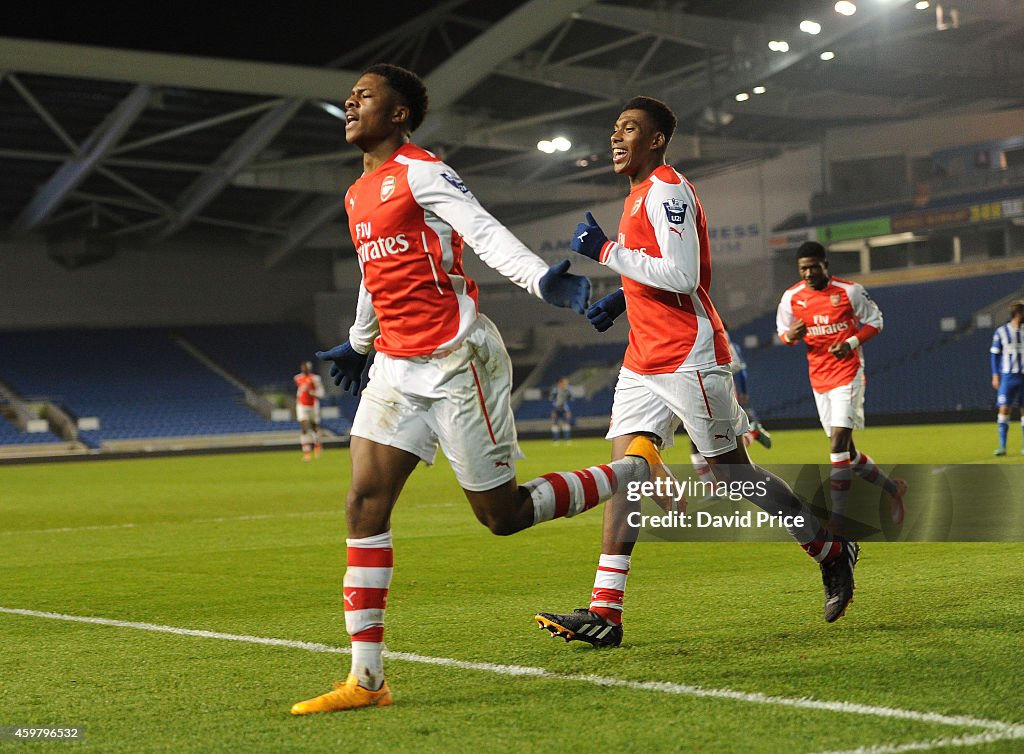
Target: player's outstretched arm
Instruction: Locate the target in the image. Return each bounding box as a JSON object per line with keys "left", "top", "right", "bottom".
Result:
{"left": 315, "top": 343, "right": 370, "bottom": 397}
{"left": 538, "top": 259, "right": 591, "bottom": 314}
{"left": 586, "top": 288, "right": 626, "bottom": 332}
{"left": 569, "top": 202, "right": 699, "bottom": 294}
{"left": 405, "top": 160, "right": 558, "bottom": 300}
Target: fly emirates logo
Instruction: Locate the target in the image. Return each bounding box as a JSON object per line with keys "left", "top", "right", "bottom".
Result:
{"left": 807, "top": 313, "right": 850, "bottom": 336}
{"left": 354, "top": 221, "right": 410, "bottom": 263}
{"left": 617, "top": 232, "right": 647, "bottom": 255}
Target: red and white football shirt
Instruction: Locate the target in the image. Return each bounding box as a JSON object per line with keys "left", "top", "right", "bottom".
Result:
{"left": 776, "top": 277, "right": 883, "bottom": 392}
{"left": 344, "top": 143, "right": 550, "bottom": 358}
{"left": 294, "top": 373, "right": 324, "bottom": 407}
{"left": 596, "top": 164, "right": 730, "bottom": 374}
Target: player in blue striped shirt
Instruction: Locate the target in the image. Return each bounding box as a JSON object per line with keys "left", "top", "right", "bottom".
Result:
{"left": 991, "top": 300, "right": 1024, "bottom": 456}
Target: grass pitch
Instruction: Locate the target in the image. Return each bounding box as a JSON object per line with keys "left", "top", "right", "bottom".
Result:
{"left": 1, "top": 423, "right": 1022, "bottom": 753}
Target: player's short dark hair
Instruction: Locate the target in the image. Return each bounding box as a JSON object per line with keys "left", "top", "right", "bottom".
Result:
{"left": 796, "top": 241, "right": 827, "bottom": 261}
{"left": 1011, "top": 300, "right": 1024, "bottom": 319}
{"left": 363, "top": 63, "right": 429, "bottom": 132}
{"left": 623, "top": 96, "right": 677, "bottom": 143}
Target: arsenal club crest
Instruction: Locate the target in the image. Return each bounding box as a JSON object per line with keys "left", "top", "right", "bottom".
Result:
{"left": 631, "top": 197, "right": 643, "bottom": 216}
{"left": 380, "top": 175, "right": 396, "bottom": 201}
{"left": 830, "top": 293, "right": 842, "bottom": 306}
{"left": 663, "top": 198, "right": 688, "bottom": 225}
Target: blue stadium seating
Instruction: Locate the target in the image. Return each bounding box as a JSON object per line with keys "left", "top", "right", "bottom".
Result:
{"left": 0, "top": 416, "right": 62, "bottom": 445}
{"left": 1, "top": 267, "right": 1018, "bottom": 451}
{"left": 178, "top": 322, "right": 356, "bottom": 434}
{"left": 515, "top": 342, "right": 625, "bottom": 422}
{"left": 530, "top": 342, "right": 628, "bottom": 389}
{"left": 0, "top": 327, "right": 284, "bottom": 445}
{"left": 178, "top": 323, "right": 320, "bottom": 391}
{"left": 0, "top": 396, "right": 63, "bottom": 445}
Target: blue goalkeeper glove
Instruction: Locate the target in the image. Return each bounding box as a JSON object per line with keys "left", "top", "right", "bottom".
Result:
{"left": 586, "top": 289, "right": 626, "bottom": 332}
{"left": 570, "top": 211, "right": 608, "bottom": 261}
{"left": 315, "top": 342, "right": 369, "bottom": 397}
{"left": 538, "top": 259, "right": 591, "bottom": 314}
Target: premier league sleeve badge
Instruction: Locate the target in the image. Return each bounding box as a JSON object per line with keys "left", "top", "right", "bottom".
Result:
{"left": 663, "top": 198, "right": 688, "bottom": 225}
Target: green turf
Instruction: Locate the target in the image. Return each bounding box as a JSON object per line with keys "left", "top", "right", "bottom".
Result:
{"left": 1, "top": 423, "right": 1022, "bottom": 752}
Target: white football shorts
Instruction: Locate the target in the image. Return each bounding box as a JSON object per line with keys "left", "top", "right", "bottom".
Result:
{"left": 813, "top": 368, "right": 865, "bottom": 433}
{"left": 350, "top": 315, "right": 520, "bottom": 492}
{"left": 606, "top": 365, "right": 749, "bottom": 458}
{"left": 296, "top": 403, "right": 321, "bottom": 424}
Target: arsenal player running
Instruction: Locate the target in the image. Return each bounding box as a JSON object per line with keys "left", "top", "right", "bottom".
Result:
{"left": 294, "top": 361, "right": 325, "bottom": 460}
{"left": 777, "top": 242, "right": 907, "bottom": 532}
{"left": 290, "top": 65, "right": 665, "bottom": 715}
{"left": 534, "top": 97, "right": 860, "bottom": 649}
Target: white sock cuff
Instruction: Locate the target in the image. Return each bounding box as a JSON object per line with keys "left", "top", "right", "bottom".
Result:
{"left": 598, "top": 553, "right": 631, "bottom": 571}
{"left": 589, "top": 602, "right": 624, "bottom": 611}
{"left": 613, "top": 455, "right": 647, "bottom": 482}
{"left": 998, "top": 416, "right": 1010, "bottom": 424}
{"left": 830, "top": 451, "right": 851, "bottom": 464}
{"left": 347, "top": 531, "right": 393, "bottom": 549}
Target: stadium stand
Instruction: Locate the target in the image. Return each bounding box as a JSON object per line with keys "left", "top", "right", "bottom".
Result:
{"left": 514, "top": 342, "right": 625, "bottom": 425}
{"left": 177, "top": 322, "right": 355, "bottom": 436}
{"left": 0, "top": 268, "right": 1019, "bottom": 453}
{"left": 178, "top": 323, "right": 320, "bottom": 392}
{"left": 0, "top": 403, "right": 62, "bottom": 445}
{"left": 0, "top": 327, "right": 303, "bottom": 448}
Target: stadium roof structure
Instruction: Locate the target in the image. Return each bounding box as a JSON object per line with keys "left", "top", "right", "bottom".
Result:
{"left": 1, "top": 0, "right": 1022, "bottom": 269}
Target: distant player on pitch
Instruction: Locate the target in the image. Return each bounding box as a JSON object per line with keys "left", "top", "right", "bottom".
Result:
{"left": 290, "top": 64, "right": 665, "bottom": 715}
{"left": 549, "top": 376, "right": 573, "bottom": 442}
{"left": 991, "top": 299, "right": 1024, "bottom": 456}
{"left": 294, "top": 361, "right": 325, "bottom": 460}
{"left": 777, "top": 241, "right": 906, "bottom": 532}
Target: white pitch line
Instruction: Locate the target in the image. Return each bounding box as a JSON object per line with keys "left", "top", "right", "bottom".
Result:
{"left": 2, "top": 606, "right": 1021, "bottom": 738}
{"left": 0, "top": 510, "right": 340, "bottom": 536}
{"left": 194, "top": 511, "right": 339, "bottom": 524}
{"left": 810, "top": 728, "right": 1024, "bottom": 754}
{"left": 0, "top": 522, "right": 138, "bottom": 535}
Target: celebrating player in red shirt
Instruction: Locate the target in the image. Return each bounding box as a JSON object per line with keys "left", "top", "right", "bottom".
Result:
{"left": 534, "top": 97, "right": 860, "bottom": 649}
{"left": 777, "top": 241, "right": 907, "bottom": 532}
{"left": 291, "top": 65, "right": 666, "bottom": 715}
{"left": 294, "top": 361, "right": 325, "bottom": 460}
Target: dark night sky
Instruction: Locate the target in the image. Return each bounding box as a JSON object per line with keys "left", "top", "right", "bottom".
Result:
{"left": 1, "top": 2, "right": 416, "bottom": 66}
